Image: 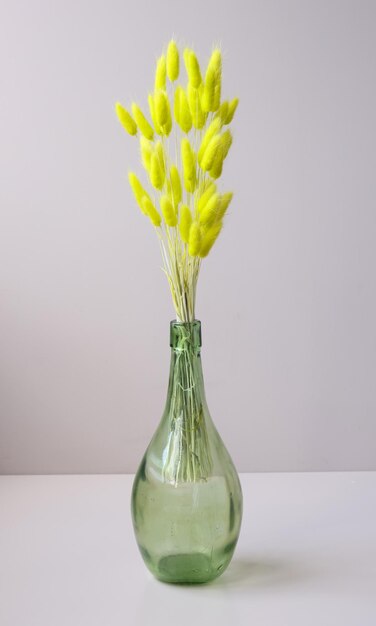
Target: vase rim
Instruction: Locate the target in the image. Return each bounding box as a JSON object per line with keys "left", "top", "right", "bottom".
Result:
{"left": 170, "top": 319, "right": 201, "bottom": 326}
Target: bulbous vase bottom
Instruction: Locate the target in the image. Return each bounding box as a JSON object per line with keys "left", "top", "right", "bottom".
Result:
{"left": 139, "top": 546, "right": 236, "bottom": 584}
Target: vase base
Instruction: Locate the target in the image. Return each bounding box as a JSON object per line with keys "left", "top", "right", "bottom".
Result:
{"left": 155, "top": 553, "right": 226, "bottom": 584}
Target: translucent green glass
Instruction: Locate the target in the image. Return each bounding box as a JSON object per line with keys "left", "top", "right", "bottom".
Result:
{"left": 131, "top": 321, "right": 243, "bottom": 584}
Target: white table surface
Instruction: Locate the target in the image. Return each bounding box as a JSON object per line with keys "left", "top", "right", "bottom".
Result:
{"left": 0, "top": 472, "right": 375, "bottom": 626}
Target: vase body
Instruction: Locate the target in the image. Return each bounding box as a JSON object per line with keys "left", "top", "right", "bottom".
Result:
{"left": 131, "top": 321, "right": 243, "bottom": 584}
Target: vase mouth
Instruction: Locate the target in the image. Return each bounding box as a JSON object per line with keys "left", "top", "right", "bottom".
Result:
{"left": 170, "top": 320, "right": 202, "bottom": 349}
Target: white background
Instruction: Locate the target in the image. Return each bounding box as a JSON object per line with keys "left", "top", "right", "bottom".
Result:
{"left": 1, "top": 0, "right": 375, "bottom": 473}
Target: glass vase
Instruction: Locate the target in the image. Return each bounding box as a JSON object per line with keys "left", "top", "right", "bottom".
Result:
{"left": 131, "top": 320, "right": 243, "bottom": 584}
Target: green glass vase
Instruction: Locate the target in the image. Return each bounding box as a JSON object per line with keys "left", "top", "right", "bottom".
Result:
{"left": 131, "top": 321, "right": 243, "bottom": 584}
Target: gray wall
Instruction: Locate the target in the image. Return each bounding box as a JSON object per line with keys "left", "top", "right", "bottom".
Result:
{"left": 1, "top": 0, "right": 375, "bottom": 474}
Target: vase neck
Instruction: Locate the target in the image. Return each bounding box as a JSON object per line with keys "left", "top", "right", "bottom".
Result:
{"left": 166, "top": 320, "right": 206, "bottom": 410}
{"left": 163, "top": 321, "right": 211, "bottom": 483}
{"left": 170, "top": 320, "right": 202, "bottom": 354}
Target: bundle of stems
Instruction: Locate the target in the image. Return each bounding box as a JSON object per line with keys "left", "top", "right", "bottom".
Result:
{"left": 116, "top": 42, "right": 238, "bottom": 482}
{"left": 116, "top": 40, "right": 238, "bottom": 323}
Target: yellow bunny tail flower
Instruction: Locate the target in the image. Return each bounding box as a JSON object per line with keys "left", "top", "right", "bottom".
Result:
{"left": 173, "top": 87, "right": 182, "bottom": 125}
{"left": 184, "top": 48, "right": 202, "bottom": 88}
{"left": 215, "top": 101, "right": 229, "bottom": 125}
{"left": 181, "top": 138, "right": 195, "bottom": 179}
{"left": 131, "top": 103, "right": 154, "bottom": 140}
{"left": 187, "top": 83, "right": 206, "bottom": 129}
{"left": 183, "top": 48, "right": 191, "bottom": 72}
{"left": 217, "top": 192, "right": 233, "bottom": 220}
{"left": 225, "top": 97, "right": 239, "bottom": 124}
{"left": 184, "top": 175, "right": 196, "bottom": 195}
{"left": 200, "top": 133, "right": 222, "bottom": 172}
{"left": 206, "top": 129, "right": 232, "bottom": 178}
{"left": 154, "top": 90, "right": 168, "bottom": 126}
{"left": 212, "top": 50, "right": 222, "bottom": 112}
{"left": 128, "top": 172, "right": 150, "bottom": 214}
{"left": 221, "top": 128, "right": 233, "bottom": 158}
{"left": 209, "top": 131, "right": 231, "bottom": 179}
{"left": 139, "top": 136, "right": 153, "bottom": 172}
{"left": 199, "top": 192, "right": 220, "bottom": 227}
{"left": 209, "top": 48, "right": 222, "bottom": 76}
{"left": 212, "top": 82, "right": 221, "bottom": 112}
{"left": 197, "top": 182, "right": 217, "bottom": 214}
{"left": 155, "top": 55, "right": 166, "bottom": 91}
{"left": 180, "top": 89, "right": 193, "bottom": 133}
{"left": 179, "top": 204, "right": 192, "bottom": 243}
{"left": 142, "top": 196, "right": 162, "bottom": 227}
{"left": 181, "top": 138, "right": 196, "bottom": 193}
{"left": 209, "top": 151, "right": 224, "bottom": 179}
{"left": 148, "top": 93, "right": 162, "bottom": 134}
{"left": 170, "top": 165, "right": 182, "bottom": 206}
{"left": 202, "top": 48, "right": 222, "bottom": 113}
{"left": 163, "top": 109, "right": 172, "bottom": 136}
{"left": 160, "top": 195, "right": 177, "bottom": 227}
{"left": 155, "top": 140, "right": 166, "bottom": 179}
{"left": 166, "top": 39, "right": 179, "bottom": 81}
{"left": 154, "top": 90, "right": 172, "bottom": 135}
{"left": 197, "top": 117, "right": 221, "bottom": 166}
{"left": 175, "top": 86, "right": 192, "bottom": 133}
{"left": 149, "top": 152, "right": 165, "bottom": 190}
{"left": 188, "top": 221, "right": 202, "bottom": 256}
{"left": 115, "top": 103, "right": 137, "bottom": 135}
{"left": 199, "top": 220, "right": 223, "bottom": 257}
{"left": 201, "top": 66, "right": 216, "bottom": 113}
